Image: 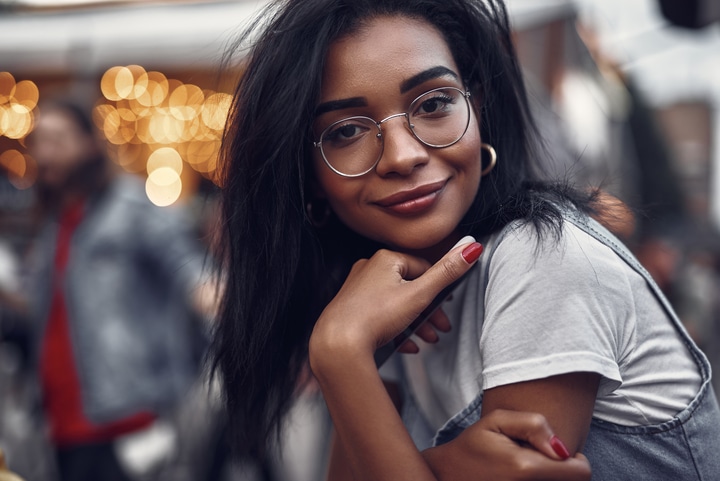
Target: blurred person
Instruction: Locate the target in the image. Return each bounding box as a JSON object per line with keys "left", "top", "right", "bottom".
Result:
{"left": 2, "top": 99, "right": 213, "bottom": 481}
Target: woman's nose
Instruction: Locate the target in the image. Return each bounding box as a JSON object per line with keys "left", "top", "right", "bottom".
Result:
{"left": 374, "top": 116, "right": 429, "bottom": 176}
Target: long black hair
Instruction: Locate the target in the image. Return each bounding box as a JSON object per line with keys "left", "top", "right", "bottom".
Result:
{"left": 212, "top": 0, "right": 594, "bottom": 459}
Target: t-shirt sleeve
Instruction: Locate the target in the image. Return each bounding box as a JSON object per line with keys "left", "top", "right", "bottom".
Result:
{"left": 479, "top": 221, "right": 633, "bottom": 396}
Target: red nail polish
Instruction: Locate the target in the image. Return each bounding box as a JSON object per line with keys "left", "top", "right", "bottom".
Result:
{"left": 550, "top": 435, "right": 571, "bottom": 459}
{"left": 461, "top": 242, "right": 483, "bottom": 263}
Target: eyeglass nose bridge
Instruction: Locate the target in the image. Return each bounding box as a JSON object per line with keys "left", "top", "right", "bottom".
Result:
{"left": 375, "top": 112, "right": 414, "bottom": 140}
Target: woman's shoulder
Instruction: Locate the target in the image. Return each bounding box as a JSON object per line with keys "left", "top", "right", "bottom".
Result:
{"left": 488, "top": 212, "right": 631, "bottom": 287}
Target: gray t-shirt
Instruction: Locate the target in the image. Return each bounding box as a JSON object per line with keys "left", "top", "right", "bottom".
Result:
{"left": 393, "top": 219, "right": 701, "bottom": 433}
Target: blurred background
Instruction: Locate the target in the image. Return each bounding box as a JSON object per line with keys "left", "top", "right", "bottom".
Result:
{"left": 0, "top": 0, "right": 719, "bottom": 480}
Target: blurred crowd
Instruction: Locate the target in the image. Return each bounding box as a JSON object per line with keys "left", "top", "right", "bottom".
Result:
{"left": 1, "top": 1, "right": 720, "bottom": 480}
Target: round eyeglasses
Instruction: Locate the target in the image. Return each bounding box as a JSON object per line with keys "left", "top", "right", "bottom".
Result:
{"left": 313, "top": 87, "right": 472, "bottom": 177}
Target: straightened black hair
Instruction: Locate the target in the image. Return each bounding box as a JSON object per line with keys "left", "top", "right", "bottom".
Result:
{"left": 212, "top": 0, "right": 595, "bottom": 460}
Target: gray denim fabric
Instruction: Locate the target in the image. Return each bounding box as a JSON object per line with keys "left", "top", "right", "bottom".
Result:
{"left": 27, "top": 175, "right": 209, "bottom": 424}
{"left": 431, "top": 211, "right": 720, "bottom": 480}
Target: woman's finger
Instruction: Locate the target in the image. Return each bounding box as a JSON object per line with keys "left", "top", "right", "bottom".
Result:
{"left": 397, "top": 339, "right": 419, "bottom": 353}
{"left": 427, "top": 307, "right": 451, "bottom": 333}
{"left": 411, "top": 237, "right": 482, "bottom": 305}
{"left": 424, "top": 417, "right": 592, "bottom": 481}
{"left": 398, "top": 308, "right": 450, "bottom": 353}
{"left": 479, "top": 409, "right": 571, "bottom": 461}
{"left": 412, "top": 307, "right": 451, "bottom": 344}
{"left": 414, "top": 322, "right": 440, "bottom": 344}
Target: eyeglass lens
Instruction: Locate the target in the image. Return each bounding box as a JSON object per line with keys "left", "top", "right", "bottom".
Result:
{"left": 318, "top": 87, "right": 470, "bottom": 177}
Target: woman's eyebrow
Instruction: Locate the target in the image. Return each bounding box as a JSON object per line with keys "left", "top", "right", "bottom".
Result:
{"left": 400, "top": 66, "right": 459, "bottom": 93}
{"left": 313, "top": 66, "right": 458, "bottom": 118}
{"left": 314, "top": 97, "right": 366, "bottom": 117}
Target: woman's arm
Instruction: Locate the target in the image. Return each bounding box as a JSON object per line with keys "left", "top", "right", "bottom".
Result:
{"left": 311, "top": 303, "right": 438, "bottom": 480}
{"left": 481, "top": 373, "right": 601, "bottom": 455}
{"left": 324, "top": 380, "right": 406, "bottom": 481}
{"left": 323, "top": 379, "right": 592, "bottom": 481}
{"left": 421, "top": 409, "right": 591, "bottom": 481}
{"left": 310, "top": 244, "right": 591, "bottom": 481}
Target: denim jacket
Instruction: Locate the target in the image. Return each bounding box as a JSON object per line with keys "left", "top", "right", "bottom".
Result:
{"left": 428, "top": 211, "right": 720, "bottom": 480}
{"left": 27, "top": 175, "right": 209, "bottom": 423}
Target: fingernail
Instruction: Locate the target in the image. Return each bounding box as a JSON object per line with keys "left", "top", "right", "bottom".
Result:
{"left": 549, "top": 435, "right": 570, "bottom": 459}
{"left": 453, "top": 235, "right": 476, "bottom": 249}
{"left": 461, "top": 242, "right": 483, "bottom": 264}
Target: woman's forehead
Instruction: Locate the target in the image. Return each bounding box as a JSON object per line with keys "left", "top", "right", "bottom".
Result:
{"left": 319, "top": 16, "right": 458, "bottom": 100}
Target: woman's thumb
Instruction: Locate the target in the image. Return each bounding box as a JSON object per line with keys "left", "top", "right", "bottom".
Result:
{"left": 420, "top": 235, "right": 482, "bottom": 298}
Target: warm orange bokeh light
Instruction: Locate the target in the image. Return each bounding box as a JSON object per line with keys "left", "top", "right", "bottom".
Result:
{"left": 0, "top": 149, "right": 26, "bottom": 177}
{"left": 146, "top": 166, "right": 182, "bottom": 207}
{"left": 2, "top": 65, "right": 232, "bottom": 206}
{"left": 169, "top": 83, "right": 204, "bottom": 121}
{"left": 97, "top": 65, "right": 232, "bottom": 204}
{"left": 14, "top": 80, "right": 39, "bottom": 109}
{"left": 0, "top": 72, "right": 38, "bottom": 141}
{"left": 202, "top": 92, "right": 232, "bottom": 131}
{"left": 0, "top": 72, "right": 16, "bottom": 103}
{"left": 101, "top": 66, "right": 125, "bottom": 101}
{"left": 0, "top": 149, "right": 36, "bottom": 189}
{"left": 147, "top": 147, "right": 183, "bottom": 176}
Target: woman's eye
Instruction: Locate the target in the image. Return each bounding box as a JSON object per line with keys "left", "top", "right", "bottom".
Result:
{"left": 324, "top": 121, "right": 369, "bottom": 145}
{"left": 420, "top": 98, "right": 442, "bottom": 113}
{"left": 337, "top": 124, "right": 360, "bottom": 139}
{"left": 413, "top": 92, "right": 457, "bottom": 118}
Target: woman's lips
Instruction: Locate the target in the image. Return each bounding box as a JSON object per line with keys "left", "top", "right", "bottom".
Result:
{"left": 374, "top": 180, "right": 448, "bottom": 215}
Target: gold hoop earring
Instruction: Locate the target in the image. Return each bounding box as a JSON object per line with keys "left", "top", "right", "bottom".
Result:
{"left": 480, "top": 143, "right": 497, "bottom": 176}
{"left": 306, "top": 199, "right": 331, "bottom": 228}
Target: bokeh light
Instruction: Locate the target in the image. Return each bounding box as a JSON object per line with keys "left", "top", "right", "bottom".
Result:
{"left": 0, "top": 72, "right": 38, "bottom": 140}
{"left": 1, "top": 72, "right": 39, "bottom": 189}
{"left": 2, "top": 66, "right": 229, "bottom": 203}
{"left": 14, "top": 80, "right": 40, "bottom": 109}
{"left": 0, "top": 149, "right": 36, "bottom": 189}
{"left": 96, "top": 64, "right": 230, "bottom": 206}
{"left": 202, "top": 92, "right": 232, "bottom": 131}
{"left": 146, "top": 166, "right": 182, "bottom": 207}
{"left": 0, "top": 149, "right": 26, "bottom": 177}
{"left": 147, "top": 147, "right": 183, "bottom": 176}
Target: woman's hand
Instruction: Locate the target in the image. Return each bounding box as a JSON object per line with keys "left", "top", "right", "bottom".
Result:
{"left": 422, "top": 410, "right": 592, "bottom": 481}
{"left": 309, "top": 238, "right": 481, "bottom": 366}
{"left": 310, "top": 238, "right": 590, "bottom": 481}
{"left": 309, "top": 238, "right": 482, "bottom": 481}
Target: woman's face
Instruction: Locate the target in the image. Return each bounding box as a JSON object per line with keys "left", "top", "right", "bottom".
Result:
{"left": 312, "top": 15, "right": 483, "bottom": 261}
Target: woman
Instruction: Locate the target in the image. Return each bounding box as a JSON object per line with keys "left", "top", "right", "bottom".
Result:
{"left": 212, "top": 1, "right": 720, "bottom": 479}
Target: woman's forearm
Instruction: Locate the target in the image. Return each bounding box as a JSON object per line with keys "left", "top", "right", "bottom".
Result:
{"left": 311, "top": 344, "right": 436, "bottom": 481}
